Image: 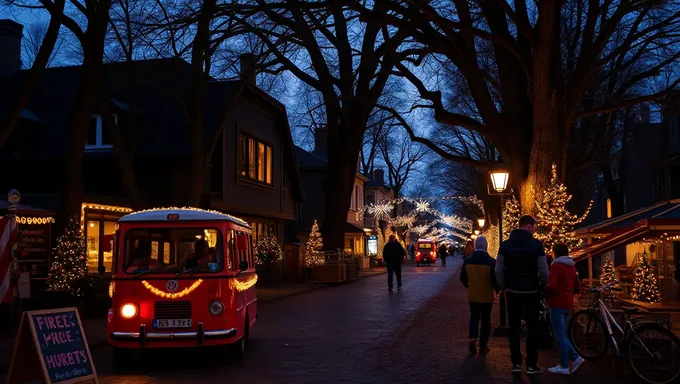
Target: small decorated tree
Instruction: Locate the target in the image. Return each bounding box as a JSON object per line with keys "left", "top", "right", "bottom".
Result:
{"left": 630, "top": 252, "right": 661, "bottom": 303}
{"left": 600, "top": 255, "right": 620, "bottom": 288}
{"left": 502, "top": 197, "right": 520, "bottom": 240}
{"left": 48, "top": 215, "right": 87, "bottom": 292}
{"left": 255, "top": 232, "right": 282, "bottom": 264}
{"left": 305, "top": 220, "right": 325, "bottom": 267}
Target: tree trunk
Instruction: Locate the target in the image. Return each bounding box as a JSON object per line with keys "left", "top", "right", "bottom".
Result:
{"left": 60, "top": 1, "right": 110, "bottom": 224}
{"left": 0, "top": 0, "right": 65, "bottom": 149}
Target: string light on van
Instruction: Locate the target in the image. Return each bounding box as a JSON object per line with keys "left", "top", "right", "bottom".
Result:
{"left": 125, "top": 207, "right": 249, "bottom": 227}
{"left": 231, "top": 275, "right": 258, "bottom": 292}
{"left": 109, "top": 281, "right": 115, "bottom": 298}
{"left": 142, "top": 279, "right": 203, "bottom": 299}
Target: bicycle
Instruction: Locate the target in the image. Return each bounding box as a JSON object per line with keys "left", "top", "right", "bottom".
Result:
{"left": 567, "top": 283, "right": 680, "bottom": 384}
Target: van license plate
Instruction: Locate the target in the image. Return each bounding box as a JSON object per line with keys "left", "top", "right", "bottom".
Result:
{"left": 153, "top": 319, "right": 192, "bottom": 329}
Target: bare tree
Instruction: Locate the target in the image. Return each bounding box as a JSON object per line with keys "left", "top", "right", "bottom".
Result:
{"left": 356, "top": 0, "right": 680, "bottom": 214}
{"left": 379, "top": 128, "right": 425, "bottom": 199}
{"left": 236, "top": 1, "right": 408, "bottom": 249}
{"left": 21, "top": 20, "right": 64, "bottom": 67}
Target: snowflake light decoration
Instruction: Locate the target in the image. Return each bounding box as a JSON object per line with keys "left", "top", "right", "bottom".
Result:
{"left": 414, "top": 199, "right": 431, "bottom": 213}
{"left": 411, "top": 224, "right": 430, "bottom": 236}
{"left": 368, "top": 201, "right": 394, "bottom": 221}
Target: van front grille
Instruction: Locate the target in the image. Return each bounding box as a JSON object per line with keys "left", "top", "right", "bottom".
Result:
{"left": 154, "top": 301, "right": 191, "bottom": 319}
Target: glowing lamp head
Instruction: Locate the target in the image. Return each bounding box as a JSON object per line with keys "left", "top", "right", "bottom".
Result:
{"left": 120, "top": 304, "right": 137, "bottom": 319}
{"left": 477, "top": 218, "right": 485, "bottom": 227}
{"left": 490, "top": 170, "right": 509, "bottom": 193}
{"left": 474, "top": 230, "right": 480, "bottom": 236}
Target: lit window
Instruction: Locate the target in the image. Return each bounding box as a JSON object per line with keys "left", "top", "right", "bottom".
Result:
{"left": 606, "top": 199, "right": 612, "bottom": 219}
{"left": 86, "top": 115, "right": 115, "bottom": 150}
{"left": 238, "top": 133, "right": 273, "bottom": 185}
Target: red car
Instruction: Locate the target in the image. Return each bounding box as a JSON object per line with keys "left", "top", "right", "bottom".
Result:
{"left": 415, "top": 239, "right": 437, "bottom": 266}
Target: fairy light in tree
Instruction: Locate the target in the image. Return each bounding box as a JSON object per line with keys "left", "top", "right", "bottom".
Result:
{"left": 305, "top": 220, "right": 325, "bottom": 267}
{"left": 534, "top": 164, "right": 592, "bottom": 254}
{"left": 48, "top": 215, "right": 87, "bottom": 292}
{"left": 600, "top": 255, "right": 619, "bottom": 288}
{"left": 630, "top": 252, "right": 661, "bottom": 303}
{"left": 502, "top": 197, "right": 520, "bottom": 240}
{"left": 142, "top": 279, "right": 203, "bottom": 299}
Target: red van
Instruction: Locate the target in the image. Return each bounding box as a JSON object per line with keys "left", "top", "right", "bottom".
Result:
{"left": 415, "top": 239, "right": 437, "bottom": 266}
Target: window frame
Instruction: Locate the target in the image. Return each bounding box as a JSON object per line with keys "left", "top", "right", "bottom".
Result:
{"left": 237, "top": 131, "right": 274, "bottom": 186}
{"left": 86, "top": 114, "right": 116, "bottom": 150}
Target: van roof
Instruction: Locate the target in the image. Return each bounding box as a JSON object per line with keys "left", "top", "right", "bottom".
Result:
{"left": 118, "top": 207, "right": 249, "bottom": 227}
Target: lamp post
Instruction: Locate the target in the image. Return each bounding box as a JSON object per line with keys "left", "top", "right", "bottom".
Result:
{"left": 487, "top": 170, "right": 511, "bottom": 337}
{"left": 477, "top": 217, "right": 486, "bottom": 228}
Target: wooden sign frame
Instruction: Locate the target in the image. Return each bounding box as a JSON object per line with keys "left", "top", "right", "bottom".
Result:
{"left": 6, "top": 307, "right": 98, "bottom": 384}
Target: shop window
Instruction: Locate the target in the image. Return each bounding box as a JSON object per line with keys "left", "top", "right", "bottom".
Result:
{"left": 86, "top": 220, "right": 100, "bottom": 273}
{"left": 238, "top": 132, "right": 273, "bottom": 185}
{"left": 606, "top": 199, "right": 612, "bottom": 219}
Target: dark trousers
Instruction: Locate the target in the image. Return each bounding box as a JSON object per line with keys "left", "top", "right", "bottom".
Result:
{"left": 506, "top": 292, "right": 541, "bottom": 366}
{"left": 441, "top": 256, "right": 447, "bottom": 267}
{"left": 387, "top": 264, "right": 402, "bottom": 289}
{"left": 469, "top": 302, "right": 493, "bottom": 348}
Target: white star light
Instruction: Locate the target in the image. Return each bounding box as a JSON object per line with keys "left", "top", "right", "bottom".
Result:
{"left": 415, "top": 200, "right": 431, "bottom": 213}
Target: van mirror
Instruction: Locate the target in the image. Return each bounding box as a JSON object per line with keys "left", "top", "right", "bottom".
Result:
{"left": 239, "top": 260, "right": 249, "bottom": 271}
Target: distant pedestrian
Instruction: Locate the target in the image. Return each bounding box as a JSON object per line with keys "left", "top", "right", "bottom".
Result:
{"left": 496, "top": 215, "right": 549, "bottom": 375}
{"left": 545, "top": 243, "right": 584, "bottom": 375}
{"left": 383, "top": 235, "right": 405, "bottom": 292}
{"left": 460, "top": 236, "right": 499, "bottom": 355}
{"left": 408, "top": 243, "right": 416, "bottom": 262}
{"left": 438, "top": 244, "right": 448, "bottom": 267}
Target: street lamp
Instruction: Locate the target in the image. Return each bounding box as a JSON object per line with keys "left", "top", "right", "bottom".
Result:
{"left": 474, "top": 230, "right": 480, "bottom": 236}
{"left": 487, "top": 169, "right": 513, "bottom": 337}
{"left": 490, "top": 169, "right": 509, "bottom": 193}
{"left": 477, "top": 217, "right": 486, "bottom": 228}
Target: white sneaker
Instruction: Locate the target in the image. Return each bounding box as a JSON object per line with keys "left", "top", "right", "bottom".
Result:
{"left": 570, "top": 357, "right": 585, "bottom": 373}
{"left": 548, "top": 365, "right": 570, "bottom": 375}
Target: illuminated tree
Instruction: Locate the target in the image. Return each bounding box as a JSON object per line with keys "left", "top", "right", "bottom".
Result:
{"left": 502, "top": 197, "right": 520, "bottom": 240}
{"left": 534, "top": 164, "right": 592, "bottom": 254}
{"left": 600, "top": 256, "right": 620, "bottom": 288}
{"left": 305, "top": 220, "right": 325, "bottom": 267}
{"left": 255, "top": 232, "right": 282, "bottom": 264}
{"left": 48, "top": 215, "right": 87, "bottom": 292}
{"left": 630, "top": 252, "right": 661, "bottom": 303}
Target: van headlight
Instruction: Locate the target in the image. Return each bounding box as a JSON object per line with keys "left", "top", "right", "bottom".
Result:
{"left": 209, "top": 300, "right": 224, "bottom": 315}
{"left": 120, "top": 303, "right": 137, "bottom": 319}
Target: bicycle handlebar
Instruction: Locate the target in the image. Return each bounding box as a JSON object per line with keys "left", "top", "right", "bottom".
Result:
{"left": 588, "top": 283, "right": 624, "bottom": 293}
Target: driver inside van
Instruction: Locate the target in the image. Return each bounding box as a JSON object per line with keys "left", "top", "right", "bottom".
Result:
{"left": 185, "top": 239, "right": 208, "bottom": 269}
{"left": 126, "top": 241, "right": 157, "bottom": 272}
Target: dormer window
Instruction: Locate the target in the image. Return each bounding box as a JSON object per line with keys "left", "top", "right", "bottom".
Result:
{"left": 86, "top": 114, "right": 115, "bottom": 150}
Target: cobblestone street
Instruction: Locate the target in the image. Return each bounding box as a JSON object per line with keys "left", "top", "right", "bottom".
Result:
{"left": 0, "top": 259, "right": 632, "bottom": 383}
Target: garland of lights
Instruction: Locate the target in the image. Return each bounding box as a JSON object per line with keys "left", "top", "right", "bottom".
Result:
{"left": 142, "top": 279, "right": 203, "bottom": 299}
{"left": 231, "top": 274, "right": 258, "bottom": 291}
{"left": 125, "top": 206, "right": 249, "bottom": 227}
{"left": 15, "top": 216, "right": 55, "bottom": 225}
{"left": 109, "top": 281, "right": 115, "bottom": 298}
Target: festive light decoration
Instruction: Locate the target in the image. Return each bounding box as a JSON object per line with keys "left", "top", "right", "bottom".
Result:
{"left": 600, "top": 255, "right": 620, "bottom": 288}
{"left": 15, "top": 216, "right": 55, "bottom": 225}
{"left": 630, "top": 252, "right": 661, "bottom": 303}
{"left": 109, "top": 281, "right": 115, "bottom": 298}
{"left": 415, "top": 199, "right": 431, "bottom": 213}
{"left": 367, "top": 201, "right": 395, "bottom": 221}
{"left": 231, "top": 274, "right": 258, "bottom": 291}
{"left": 142, "top": 279, "right": 203, "bottom": 299}
{"left": 48, "top": 215, "right": 88, "bottom": 292}
{"left": 534, "top": 164, "right": 592, "bottom": 254}
{"left": 80, "top": 203, "right": 133, "bottom": 231}
{"left": 255, "top": 232, "right": 282, "bottom": 264}
{"left": 485, "top": 224, "right": 500, "bottom": 258}
{"left": 305, "top": 220, "right": 325, "bottom": 267}
{"left": 502, "top": 197, "right": 520, "bottom": 240}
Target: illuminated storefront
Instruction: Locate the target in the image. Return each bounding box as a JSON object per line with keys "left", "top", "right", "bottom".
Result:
{"left": 81, "top": 203, "right": 133, "bottom": 274}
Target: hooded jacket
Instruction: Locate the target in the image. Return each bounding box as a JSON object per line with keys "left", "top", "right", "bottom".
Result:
{"left": 495, "top": 229, "right": 549, "bottom": 293}
{"left": 545, "top": 256, "right": 580, "bottom": 310}
{"left": 461, "top": 250, "right": 499, "bottom": 303}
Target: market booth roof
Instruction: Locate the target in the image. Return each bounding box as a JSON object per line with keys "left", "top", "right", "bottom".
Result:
{"left": 575, "top": 199, "right": 680, "bottom": 238}
{"left": 572, "top": 199, "right": 680, "bottom": 262}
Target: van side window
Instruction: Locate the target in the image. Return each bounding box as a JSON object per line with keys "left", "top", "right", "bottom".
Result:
{"left": 248, "top": 234, "right": 255, "bottom": 267}
{"left": 226, "top": 229, "right": 235, "bottom": 271}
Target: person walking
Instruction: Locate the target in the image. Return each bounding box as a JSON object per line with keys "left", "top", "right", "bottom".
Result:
{"left": 496, "top": 215, "right": 550, "bottom": 375}
{"left": 545, "top": 243, "right": 585, "bottom": 375}
{"left": 460, "top": 236, "right": 499, "bottom": 355}
{"left": 383, "top": 235, "right": 405, "bottom": 292}
{"left": 438, "top": 243, "right": 448, "bottom": 267}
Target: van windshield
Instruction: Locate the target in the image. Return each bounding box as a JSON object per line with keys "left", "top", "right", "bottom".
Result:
{"left": 123, "top": 228, "right": 225, "bottom": 275}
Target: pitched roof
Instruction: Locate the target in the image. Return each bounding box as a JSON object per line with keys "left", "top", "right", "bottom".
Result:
{"left": 294, "top": 146, "right": 327, "bottom": 168}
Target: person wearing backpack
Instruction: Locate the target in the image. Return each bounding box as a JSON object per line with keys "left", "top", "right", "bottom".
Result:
{"left": 544, "top": 243, "right": 585, "bottom": 375}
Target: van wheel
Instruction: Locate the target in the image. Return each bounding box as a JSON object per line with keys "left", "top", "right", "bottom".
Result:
{"left": 231, "top": 317, "right": 249, "bottom": 360}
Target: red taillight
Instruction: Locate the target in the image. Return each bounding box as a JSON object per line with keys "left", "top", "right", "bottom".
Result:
{"left": 430, "top": 251, "right": 434, "bottom": 255}
{"left": 417, "top": 251, "right": 421, "bottom": 256}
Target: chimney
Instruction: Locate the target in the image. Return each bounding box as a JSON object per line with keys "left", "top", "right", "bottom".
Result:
{"left": 312, "top": 127, "right": 327, "bottom": 158}
{"left": 374, "top": 169, "right": 385, "bottom": 185}
{"left": 239, "top": 53, "right": 256, "bottom": 84}
{"left": 0, "top": 20, "right": 23, "bottom": 78}
{"left": 640, "top": 103, "right": 650, "bottom": 124}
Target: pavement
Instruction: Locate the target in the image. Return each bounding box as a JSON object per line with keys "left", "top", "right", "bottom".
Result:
{"left": 0, "top": 259, "right": 633, "bottom": 383}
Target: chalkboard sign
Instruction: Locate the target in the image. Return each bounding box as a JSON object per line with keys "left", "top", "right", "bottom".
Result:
{"left": 6, "top": 308, "right": 97, "bottom": 384}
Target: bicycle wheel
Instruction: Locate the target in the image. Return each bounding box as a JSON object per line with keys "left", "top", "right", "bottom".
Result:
{"left": 568, "top": 309, "right": 610, "bottom": 360}
{"left": 627, "top": 323, "right": 680, "bottom": 384}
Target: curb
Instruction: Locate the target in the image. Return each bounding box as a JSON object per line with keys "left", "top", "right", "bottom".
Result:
{"left": 257, "top": 284, "right": 328, "bottom": 304}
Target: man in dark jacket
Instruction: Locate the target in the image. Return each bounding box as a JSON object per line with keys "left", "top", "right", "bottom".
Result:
{"left": 461, "top": 236, "right": 499, "bottom": 355}
{"left": 383, "top": 235, "right": 405, "bottom": 292}
{"left": 496, "top": 215, "right": 549, "bottom": 375}
{"left": 438, "top": 244, "right": 448, "bottom": 267}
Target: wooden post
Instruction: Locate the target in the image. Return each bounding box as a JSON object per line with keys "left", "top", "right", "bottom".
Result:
{"left": 587, "top": 236, "right": 594, "bottom": 287}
